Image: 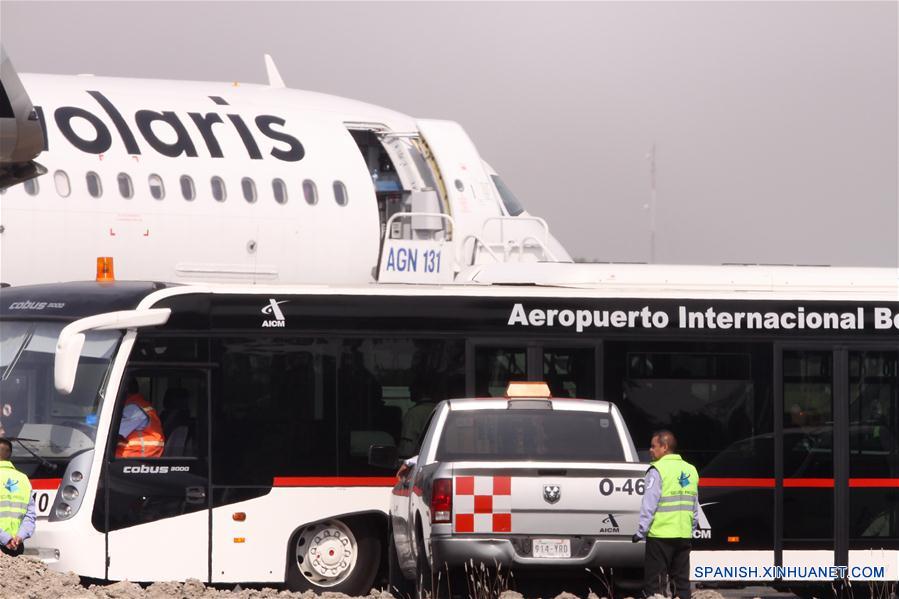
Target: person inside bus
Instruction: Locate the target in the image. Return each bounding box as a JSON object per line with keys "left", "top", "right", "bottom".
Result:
{"left": 115, "top": 378, "right": 166, "bottom": 458}
{"left": 398, "top": 379, "right": 437, "bottom": 457}
{"left": 0, "top": 438, "right": 35, "bottom": 557}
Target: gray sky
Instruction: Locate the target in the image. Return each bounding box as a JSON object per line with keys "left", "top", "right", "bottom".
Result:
{"left": 2, "top": 1, "right": 896, "bottom": 266}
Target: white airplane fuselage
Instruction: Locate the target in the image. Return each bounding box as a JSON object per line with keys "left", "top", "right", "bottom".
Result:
{"left": 0, "top": 72, "right": 568, "bottom": 285}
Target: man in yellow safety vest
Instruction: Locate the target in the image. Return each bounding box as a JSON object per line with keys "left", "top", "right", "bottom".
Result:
{"left": 0, "top": 438, "right": 35, "bottom": 557}
{"left": 632, "top": 430, "right": 699, "bottom": 599}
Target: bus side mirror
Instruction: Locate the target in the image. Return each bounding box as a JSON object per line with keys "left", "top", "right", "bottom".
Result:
{"left": 54, "top": 332, "right": 86, "bottom": 395}
{"left": 368, "top": 445, "right": 399, "bottom": 470}
{"left": 54, "top": 308, "right": 172, "bottom": 395}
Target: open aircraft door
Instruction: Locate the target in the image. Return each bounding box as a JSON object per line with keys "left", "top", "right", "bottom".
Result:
{"left": 0, "top": 45, "right": 45, "bottom": 190}
{"left": 416, "top": 119, "right": 502, "bottom": 264}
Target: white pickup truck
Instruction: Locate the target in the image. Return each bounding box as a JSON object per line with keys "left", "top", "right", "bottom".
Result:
{"left": 379, "top": 383, "right": 647, "bottom": 596}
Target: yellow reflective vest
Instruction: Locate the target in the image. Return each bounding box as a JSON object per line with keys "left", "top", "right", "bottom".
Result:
{"left": 0, "top": 461, "right": 32, "bottom": 538}
{"left": 648, "top": 454, "right": 698, "bottom": 539}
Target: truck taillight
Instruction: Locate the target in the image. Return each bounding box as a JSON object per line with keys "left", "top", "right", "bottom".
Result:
{"left": 431, "top": 478, "right": 452, "bottom": 524}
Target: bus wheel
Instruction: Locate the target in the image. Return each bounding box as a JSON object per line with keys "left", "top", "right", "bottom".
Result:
{"left": 286, "top": 517, "right": 381, "bottom": 595}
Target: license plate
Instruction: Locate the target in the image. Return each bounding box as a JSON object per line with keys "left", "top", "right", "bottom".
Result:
{"left": 31, "top": 490, "right": 54, "bottom": 517}
{"left": 532, "top": 538, "right": 571, "bottom": 559}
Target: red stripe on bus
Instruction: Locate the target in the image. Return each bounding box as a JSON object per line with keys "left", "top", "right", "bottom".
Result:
{"left": 849, "top": 478, "right": 899, "bottom": 488}
{"left": 701, "top": 478, "right": 899, "bottom": 489}
{"left": 702, "top": 478, "right": 834, "bottom": 488}
{"left": 784, "top": 478, "right": 834, "bottom": 487}
{"left": 273, "top": 476, "right": 396, "bottom": 487}
{"left": 700, "top": 478, "right": 775, "bottom": 488}
{"left": 31, "top": 479, "right": 62, "bottom": 490}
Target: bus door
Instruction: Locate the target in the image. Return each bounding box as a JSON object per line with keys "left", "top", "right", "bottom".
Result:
{"left": 468, "top": 341, "right": 598, "bottom": 399}
{"left": 778, "top": 347, "right": 899, "bottom": 575}
{"left": 100, "top": 368, "right": 210, "bottom": 582}
{"left": 780, "top": 349, "right": 837, "bottom": 569}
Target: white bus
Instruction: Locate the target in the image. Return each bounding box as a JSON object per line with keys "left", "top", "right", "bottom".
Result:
{"left": 0, "top": 264, "right": 896, "bottom": 593}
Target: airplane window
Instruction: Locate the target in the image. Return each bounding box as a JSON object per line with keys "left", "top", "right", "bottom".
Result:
{"left": 23, "top": 177, "right": 39, "bottom": 196}
{"left": 303, "top": 179, "right": 318, "bottom": 206}
{"left": 86, "top": 172, "right": 102, "bottom": 198}
{"left": 272, "top": 178, "right": 287, "bottom": 205}
{"left": 148, "top": 174, "right": 165, "bottom": 200}
{"left": 180, "top": 175, "right": 195, "bottom": 201}
{"left": 211, "top": 177, "right": 227, "bottom": 202}
{"left": 333, "top": 180, "right": 348, "bottom": 207}
{"left": 490, "top": 174, "right": 525, "bottom": 216}
{"left": 117, "top": 173, "right": 133, "bottom": 199}
{"left": 54, "top": 170, "right": 71, "bottom": 198}
{"left": 241, "top": 177, "right": 257, "bottom": 204}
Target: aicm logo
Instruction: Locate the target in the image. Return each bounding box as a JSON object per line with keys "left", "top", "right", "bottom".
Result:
{"left": 261, "top": 299, "right": 288, "bottom": 328}
{"left": 693, "top": 501, "right": 715, "bottom": 539}
{"left": 599, "top": 513, "right": 620, "bottom": 533}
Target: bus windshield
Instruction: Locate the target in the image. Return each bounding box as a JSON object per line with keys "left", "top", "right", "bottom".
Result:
{"left": 0, "top": 321, "right": 121, "bottom": 460}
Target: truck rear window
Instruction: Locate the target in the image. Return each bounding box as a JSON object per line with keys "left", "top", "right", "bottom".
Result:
{"left": 436, "top": 409, "right": 625, "bottom": 462}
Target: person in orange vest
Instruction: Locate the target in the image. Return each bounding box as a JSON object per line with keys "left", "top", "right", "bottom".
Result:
{"left": 115, "top": 379, "right": 165, "bottom": 458}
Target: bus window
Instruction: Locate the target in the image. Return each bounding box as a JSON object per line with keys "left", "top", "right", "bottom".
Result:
{"left": 475, "top": 347, "right": 526, "bottom": 398}
{"left": 782, "top": 350, "right": 833, "bottom": 543}
{"left": 849, "top": 350, "right": 898, "bottom": 541}
{"left": 543, "top": 347, "right": 595, "bottom": 398}
{"left": 212, "top": 337, "right": 339, "bottom": 486}
{"left": 338, "top": 338, "right": 465, "bottom": 466}
{"left": 98, "top": 367, "right": 209, "bottom": 532}
{"left": 605, "top": 341, "right": 774, "bottom": 548}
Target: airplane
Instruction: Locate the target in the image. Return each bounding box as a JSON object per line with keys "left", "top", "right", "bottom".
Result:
{"left": 0, "top": 47, "right": 570, "bottom": 287}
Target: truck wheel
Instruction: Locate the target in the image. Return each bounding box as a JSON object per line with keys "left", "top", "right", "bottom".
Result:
{"left": 286, "top": 518, "right": 380, "bottom": 595}
{"left": 414, "top": 524, "right": 433, "bottom": 599}
{"left": 388, "top": 530, "right": 413, "bottom": 597}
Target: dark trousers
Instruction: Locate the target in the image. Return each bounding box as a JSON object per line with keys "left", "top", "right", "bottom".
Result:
{"left": 644, "top": 537, "right": 691, "bottom": 599}
{"left": 0, "top": 542, "right": 24, "bottom": 557}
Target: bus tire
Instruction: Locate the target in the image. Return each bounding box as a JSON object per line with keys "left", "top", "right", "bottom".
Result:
{"left": 286, "top": 517, "right": 381, "bottom": 595}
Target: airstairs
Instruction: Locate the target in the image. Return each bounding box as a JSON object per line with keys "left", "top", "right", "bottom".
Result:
{"left": 376, "top": 211, "right": 570, "bottom": 284}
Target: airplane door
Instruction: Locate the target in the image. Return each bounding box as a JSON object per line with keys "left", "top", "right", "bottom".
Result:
{"left": 416, "top": 119, "right": 502, "bottom": 246}
{"left": 101, "top": 369, "right": 210, "bottom": 582}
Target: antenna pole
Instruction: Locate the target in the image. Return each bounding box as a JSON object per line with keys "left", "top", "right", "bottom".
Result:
{"left": 647, "top": 143, "right": 657, "bottom": 264}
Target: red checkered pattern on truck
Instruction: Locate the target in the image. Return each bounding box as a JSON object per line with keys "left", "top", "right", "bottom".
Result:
{"left": 453, "top": 475, "right": 513, "bottom": 533}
